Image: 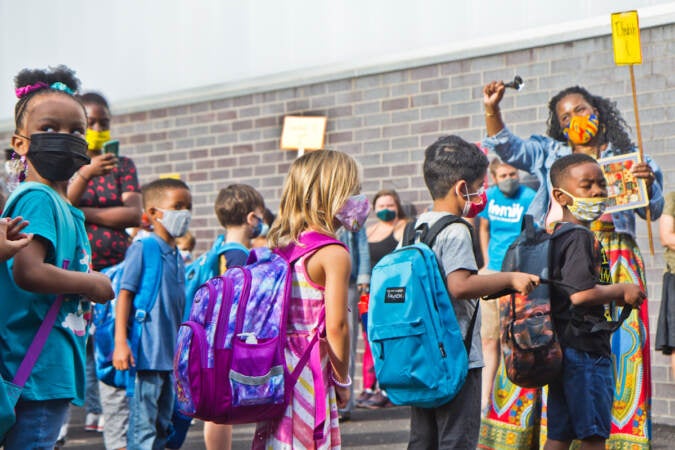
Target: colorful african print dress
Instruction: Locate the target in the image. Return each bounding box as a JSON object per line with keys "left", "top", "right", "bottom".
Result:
{"left": 592, "top": 219, "right": 651, "bottom": 449}
{"left": 253, "top": 253, "right": 341, "bottom": 450}
{"left": 478, "top": 363, "right": 542, "bottom": 450}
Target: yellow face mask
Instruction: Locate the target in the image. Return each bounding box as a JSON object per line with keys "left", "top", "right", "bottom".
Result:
{"left": 85, "top": 129, "right": 111, "bottom": 150}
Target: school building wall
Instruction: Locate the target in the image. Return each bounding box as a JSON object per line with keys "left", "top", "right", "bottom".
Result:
{"left": 3, "top": 22, "right": 675, "bottom": 424}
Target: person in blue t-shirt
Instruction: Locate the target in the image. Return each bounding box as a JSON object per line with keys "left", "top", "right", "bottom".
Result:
{"left": 112, "top": 178, "right": 191, "bottom": 449}
{"left": 477, "top": 157, "right": 535, "bottom": 411}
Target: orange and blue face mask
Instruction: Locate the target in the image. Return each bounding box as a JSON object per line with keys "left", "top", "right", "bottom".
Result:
{"left": 563, "top": 114, "right": 599, "bottom": 145}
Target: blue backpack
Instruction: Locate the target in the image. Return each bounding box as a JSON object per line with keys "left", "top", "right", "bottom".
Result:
{"left": 182, "top": 235, "right": 248, "bottom": 320}
{"left": 92, "top": 237, "right": 162, "bottom": 395}
{"left": 367, "top": 215, "right": 478, "bottom": 408}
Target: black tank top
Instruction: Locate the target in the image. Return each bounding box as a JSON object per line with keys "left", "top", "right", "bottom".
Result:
{"left": 369, "top": 232, "right": 398, "bottom": 268}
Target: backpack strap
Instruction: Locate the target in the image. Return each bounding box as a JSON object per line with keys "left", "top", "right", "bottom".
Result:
{"left": 12, "top": 262, "right": 69, "bottom": 388}
{"left": 522, "top": 214, "right": 537, "bottom": 240}
{"left": 126, "top": 236, "right": 164, "bottom": 397}
{"left": 277, "top": 230, "right": 347, "bottom": 263}
{"left": 423, "top": 215, "right": 468, "bottom": 248}
{"left": 402, "top": 220, "right": 421, "bottom": 246}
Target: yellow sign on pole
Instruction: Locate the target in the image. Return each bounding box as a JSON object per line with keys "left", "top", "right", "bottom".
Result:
{"left": 611, "top": 10, "right": 642, "bottom": 65}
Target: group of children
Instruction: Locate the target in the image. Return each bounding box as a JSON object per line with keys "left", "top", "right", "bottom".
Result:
{"left": 0, "top": 63, "right": 648, "bottom": 450}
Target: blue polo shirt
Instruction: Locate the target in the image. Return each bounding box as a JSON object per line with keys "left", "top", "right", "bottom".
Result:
{"left": 120, "top": 234, "right": 185, "bottom": 371}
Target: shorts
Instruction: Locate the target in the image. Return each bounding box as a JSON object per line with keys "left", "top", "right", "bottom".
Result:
{"left": 408, "top": 368, "right": 482, "bottom": 449}
{"left": 479, "top": 268, "right": 500, "bottom": 340}
{"left": 99, "top": 381, "right": 129, "bottom": 450}
{"left": 547, "top": 346, "right": 613, "bottom": 441}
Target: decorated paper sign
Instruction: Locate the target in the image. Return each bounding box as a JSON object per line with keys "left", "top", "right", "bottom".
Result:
{"left": 599, "top": 152, "right": 648, "bottom": 213}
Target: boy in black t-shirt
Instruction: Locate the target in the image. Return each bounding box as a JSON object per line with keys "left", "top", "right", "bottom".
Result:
{"left": 546, "top": 154, "right": 645, "bottom": 450}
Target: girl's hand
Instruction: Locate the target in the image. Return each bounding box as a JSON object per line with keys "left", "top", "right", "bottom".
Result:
{"left": 334, "top": 385, "right": 351, "bottom": 409}
{"left": 631, "top": 162, "right": 656, "bottom": 190}
{"left": 113, "top": 341, "right": 134, "bottom": 371}
{"left": 85, "top": 271, "right": 115, "bottom": 303}
{"left": 80, "top": 153, "right": 118, "bottom": 179}
{"left": 0, "top": 217, "right": 33, "bottom": 262}
{"left": 483, "top": 81, "right": 506, "bottom": 112}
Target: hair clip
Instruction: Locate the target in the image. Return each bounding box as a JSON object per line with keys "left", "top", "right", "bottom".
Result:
{"left": 15, "top": 82, "right": 49, "bottom": 99}
{"left": 50, "top": 82, "right": 75, "bottom": 95}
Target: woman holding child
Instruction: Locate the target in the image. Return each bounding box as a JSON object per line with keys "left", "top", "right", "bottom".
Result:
{"left": 479, "top": 81, "right": 663, "bottom": 449}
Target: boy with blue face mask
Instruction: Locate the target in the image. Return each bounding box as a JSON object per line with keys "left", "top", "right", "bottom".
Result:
{"left": 112, "top": 178, "right": 191, "bottom": 449}
{"left": 546, "top": 154, "right": 644, "bottom": 450}
{"left": 204, "top": 183, "right": 265, "bottom": 450}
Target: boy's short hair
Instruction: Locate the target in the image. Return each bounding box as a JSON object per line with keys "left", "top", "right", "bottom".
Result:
{"left": 214, "top": 184, "right": 265, "bottom": 227}
{"left": 550, "top": 153, "right": 598, "bottom": 189}
{"left": 142, "top": 178, "right": 190, "bottom": 209}
{"left": 423, "top": 135, "right": 488, "bottom": 200}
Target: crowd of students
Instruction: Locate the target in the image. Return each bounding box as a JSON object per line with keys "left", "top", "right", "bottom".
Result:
{"left": 0, "top": 63, "right": 671, "bottom": 450}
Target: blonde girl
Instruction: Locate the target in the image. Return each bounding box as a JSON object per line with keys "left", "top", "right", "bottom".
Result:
{"left": 256, "top": 150, "right": 366, "bottom": 449}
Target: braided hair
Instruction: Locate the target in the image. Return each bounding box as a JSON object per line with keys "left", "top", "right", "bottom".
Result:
{"left": 546, "top": 86, "right": 634, "bottom": 154}
{"left": 14, "top": 65, "right": 83, "bottom": 131}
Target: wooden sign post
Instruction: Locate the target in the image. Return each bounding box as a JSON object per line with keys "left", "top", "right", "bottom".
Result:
{"left": 611, "top": 10, "right": 654, "bottom": 255}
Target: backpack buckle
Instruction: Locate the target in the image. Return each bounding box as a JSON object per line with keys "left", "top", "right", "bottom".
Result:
{"left": 135, "top": 309, "right": 147, "bottom": 322}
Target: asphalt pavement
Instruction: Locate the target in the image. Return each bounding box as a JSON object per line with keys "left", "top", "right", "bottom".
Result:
{"left": 58, "top": 404, "right": 674, "bottom": 449}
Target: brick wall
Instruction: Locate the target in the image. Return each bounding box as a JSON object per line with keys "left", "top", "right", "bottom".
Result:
{"left": 3, "top": 23, "right": 675, "bottom": 423}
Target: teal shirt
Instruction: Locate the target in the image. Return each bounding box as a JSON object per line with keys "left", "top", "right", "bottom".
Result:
{"left": 0, "top": 183, "right": 92, "bottom": 405}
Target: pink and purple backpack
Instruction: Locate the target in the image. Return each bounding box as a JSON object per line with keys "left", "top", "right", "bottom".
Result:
{"left": 173, "top": 231, "right": 345, "bottom": 426}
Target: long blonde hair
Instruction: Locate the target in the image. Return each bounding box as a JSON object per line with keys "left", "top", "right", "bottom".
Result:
{"left": 267, "top": 150, "right": 360, "bottom": 248}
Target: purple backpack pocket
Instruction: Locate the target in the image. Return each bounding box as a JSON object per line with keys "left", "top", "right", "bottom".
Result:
{"left": 174, "top": 248, "right": 290, "bottom": 423}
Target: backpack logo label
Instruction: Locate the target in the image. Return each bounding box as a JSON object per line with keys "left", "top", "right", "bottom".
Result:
{"left": 385, "top": 287, "right": 406, "bottom": 303}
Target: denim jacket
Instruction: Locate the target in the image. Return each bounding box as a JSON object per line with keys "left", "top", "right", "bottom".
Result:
{"left": 482, "top": 127, "right": 664, "bottom": 238}
{"left": 337, "top": 226, "right": 371, "bottom": 285}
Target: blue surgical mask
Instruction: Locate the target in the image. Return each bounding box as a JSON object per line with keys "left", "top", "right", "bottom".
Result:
{"left": 158, "top": 208, "right": 192, "bottom": 238}
{"left": 251, "top": 216, "right": 269, "bottom": 239}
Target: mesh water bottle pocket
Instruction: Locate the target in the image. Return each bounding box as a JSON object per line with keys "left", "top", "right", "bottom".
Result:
{"left": 174, "top": 323, "right": 206, "bottom": 416}
{"left": 229, "top": 336, "right": 284, "bottom": 407}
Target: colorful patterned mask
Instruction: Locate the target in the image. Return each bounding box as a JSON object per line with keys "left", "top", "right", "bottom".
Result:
{"left": 558, "top": 188, "right": 608, "bottom": 222}
{"left": 563, "top": 114, "right": 599, "bottom": 145}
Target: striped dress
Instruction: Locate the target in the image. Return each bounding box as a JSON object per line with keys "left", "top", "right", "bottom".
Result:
{"left": 252, "top": 253, "right": 342, "bottom": 450}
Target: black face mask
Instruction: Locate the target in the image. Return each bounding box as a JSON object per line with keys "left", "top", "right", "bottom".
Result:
{"left": 25, "top": 133, "right": 90, "bottom": 181}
